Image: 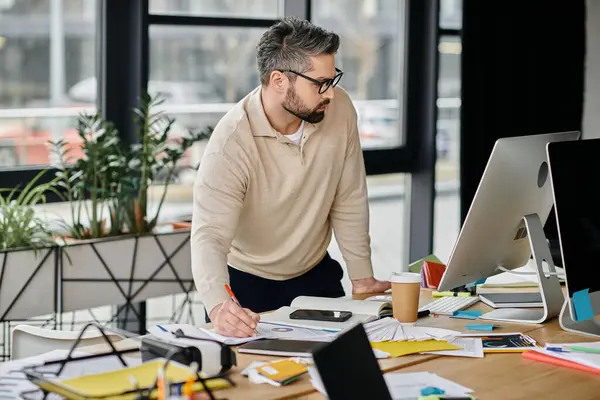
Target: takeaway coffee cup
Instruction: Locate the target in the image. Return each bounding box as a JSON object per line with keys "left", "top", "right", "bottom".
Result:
{"left": 390, "top": 272, "right": 422, "bottom": 324}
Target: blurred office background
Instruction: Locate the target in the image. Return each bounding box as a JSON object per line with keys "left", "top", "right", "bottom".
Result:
{"left": 0, "top": 0, "right": 461, "bottom": 291}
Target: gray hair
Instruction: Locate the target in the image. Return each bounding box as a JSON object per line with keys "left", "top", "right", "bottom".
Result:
{"left": 256, "top": 17, "right": 340, "bottom": 86}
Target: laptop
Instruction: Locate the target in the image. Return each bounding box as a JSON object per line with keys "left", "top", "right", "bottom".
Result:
{"left": 312, "top": 323, "right": 392, "bottom": 400}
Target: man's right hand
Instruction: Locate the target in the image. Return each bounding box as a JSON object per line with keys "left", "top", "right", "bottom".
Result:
{"left": 210, "top": 300, "right": 260, "bottom": 337}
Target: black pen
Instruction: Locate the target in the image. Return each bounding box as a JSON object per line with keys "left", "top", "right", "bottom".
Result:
{"left": 418, "top": 310, "right": 430, "bottom": 318}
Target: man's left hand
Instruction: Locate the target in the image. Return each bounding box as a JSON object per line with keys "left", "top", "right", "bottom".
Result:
{"left": 351, "top": 277, "right": 391, "bottom": 294}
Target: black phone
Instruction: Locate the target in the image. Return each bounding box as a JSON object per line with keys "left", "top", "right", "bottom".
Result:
{"left": 289, "top": 309, "right": 353, "bottom": 322}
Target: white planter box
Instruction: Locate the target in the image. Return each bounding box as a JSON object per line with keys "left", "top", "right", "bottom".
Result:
{"left": 59, "top": 230, "right": 193, "bottom": 313}
{"left": 0, "top": 246, "right": 57, "bottom": 321}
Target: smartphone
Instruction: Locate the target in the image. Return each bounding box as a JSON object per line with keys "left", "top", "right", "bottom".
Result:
{"left": 289, "top": 309, "right": 353, "bottom": 322}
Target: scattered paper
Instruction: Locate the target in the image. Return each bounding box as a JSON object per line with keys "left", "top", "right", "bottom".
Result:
{"left": 308, "top": 368, "right": 473, "bottom": 399}
{"left": 535, "top": 342, "right": 600, "bottom": 370}
{"left": 421, "top": 337, "right": 484, "bottom": 358}
{"left": 384, "top": 372, "right": 474, "bottom": 399}
{"left": 364, "top": 318, "right": 461, "bottom": 342}
{"left": 148, "top": 323, "right": 337, "bottom": 346}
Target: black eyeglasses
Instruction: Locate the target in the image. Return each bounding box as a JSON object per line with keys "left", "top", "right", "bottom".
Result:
{"left": 279, "top": 68, "right": 343, "bottom": 94}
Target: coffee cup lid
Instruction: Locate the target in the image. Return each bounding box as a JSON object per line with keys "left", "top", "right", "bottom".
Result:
{"left": 390, "top": 272, "right": 421, "bottom": 283}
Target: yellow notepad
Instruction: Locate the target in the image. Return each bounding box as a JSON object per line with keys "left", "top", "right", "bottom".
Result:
{"left": 256, "top": 359, "right": 308, "bottom": 386}
{"left": 35, "top": 360, "right": 231, "bottom": 400}
{"left": 371, "top": 340, "right": 461, "bottom": 357}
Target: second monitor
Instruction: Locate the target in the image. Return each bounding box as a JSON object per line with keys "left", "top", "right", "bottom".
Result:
{"left": 438, "top": 131, "right": 581, "bottom": 324}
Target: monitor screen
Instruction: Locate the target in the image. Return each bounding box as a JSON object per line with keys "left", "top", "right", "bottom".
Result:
{"left": 548, "top": 139, "right": 600, "bottom": 299}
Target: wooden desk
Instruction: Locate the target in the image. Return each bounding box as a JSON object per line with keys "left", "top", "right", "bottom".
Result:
{"left": 295, "top": 289, "right": 600, "bottom": 400}
{"left": 81, "top": 289, "right": 600, "bottom": 399}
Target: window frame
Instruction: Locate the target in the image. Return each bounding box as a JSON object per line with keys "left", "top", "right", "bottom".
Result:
{"left": 0, "top": 0, "right": 441, "bottom": 267}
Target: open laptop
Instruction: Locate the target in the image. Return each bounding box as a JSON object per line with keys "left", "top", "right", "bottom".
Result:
{"left": 312, "top": 323, "right": 392, "bottom": 400}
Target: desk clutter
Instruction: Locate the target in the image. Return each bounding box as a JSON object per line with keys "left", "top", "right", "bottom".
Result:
{"left": 0, "top": 322, "right": 234, "bottom": 399}
{"left": 2, "top": 271, "right": 600, "bottom": 399}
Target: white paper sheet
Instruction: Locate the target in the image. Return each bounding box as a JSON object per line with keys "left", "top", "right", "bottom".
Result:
{"left": 308, "top": 368, "right": 473, "bottom": 400}
{"left": 421, "top": 337, "right": 484, "bottom": 358}
{"left": 535, "top": 341, "right": 600, "bottom": 370}
{"left": 363, "top": 318, "right": 461, "bottom": 342}
{"left": 149, "top": 323, "right": 337, "bottom": 346}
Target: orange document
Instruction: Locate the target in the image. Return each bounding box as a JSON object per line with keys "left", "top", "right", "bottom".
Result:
{"left": 522, "top": 350, "right": 600, "bottom": 375}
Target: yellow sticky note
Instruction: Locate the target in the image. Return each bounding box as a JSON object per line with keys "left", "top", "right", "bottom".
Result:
{"left": 371, "top": 340, "right": 460, "bottom": 357}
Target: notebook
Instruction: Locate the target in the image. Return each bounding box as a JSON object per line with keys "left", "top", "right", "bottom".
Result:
{"left": 259, "top": 296, "right": 392, "bottom": 332}
{"left": 255, "top": 359, "right": 309, "bottom": 386}
{"left": 237, "top": 340, "right": 327, "bottom": 357}
{"left": 479, "top": 292, "right": 543, "bottom": 308}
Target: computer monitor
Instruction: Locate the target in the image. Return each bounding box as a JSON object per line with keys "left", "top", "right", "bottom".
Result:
{"left": 437, "top": 131, "right": 581, "bottom": 324}
{"left": 547, "top": 138, "right": 600, "bottom": 337}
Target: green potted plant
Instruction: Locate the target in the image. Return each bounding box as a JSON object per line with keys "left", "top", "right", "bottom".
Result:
{"left": 0, "top": 170, "right": 61, "bottom": 321}
{"left": 51, "top": 93, "right": 210, "bottom": 313}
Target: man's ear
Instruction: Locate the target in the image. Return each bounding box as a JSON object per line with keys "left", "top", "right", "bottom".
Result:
{"left": 269, "top": 70, "right": 287, "bottom": 93}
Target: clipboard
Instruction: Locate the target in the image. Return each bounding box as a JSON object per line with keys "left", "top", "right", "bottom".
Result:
{"left": 22, "top": 322, "right": 234, "bottom": 400}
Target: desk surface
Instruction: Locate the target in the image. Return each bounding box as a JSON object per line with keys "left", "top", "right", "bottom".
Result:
{"left": 82, "top": 289, "right": 600, "bottom": 400}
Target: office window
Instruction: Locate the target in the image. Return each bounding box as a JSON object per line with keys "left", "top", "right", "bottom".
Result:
{"left": 312, "top": 0, "right": 406, "bottom": 150}
{"left": 439, "top": 0, "right": 462, "bottom": 30}
{"left": 149, "top": 0, "right": 282, "bottom": 19}
{"left": 147, "top": 25, "right": 266, "bottom": 213}
{"left": 0, "top": 0, "right": 97, "bottom": 168}
{"left": 433, "top": 29, "right": 461, "bottom": 263}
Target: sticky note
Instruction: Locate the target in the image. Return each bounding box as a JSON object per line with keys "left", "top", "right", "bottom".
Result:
{"left": 420, "top": 387, "right": 445, "bottom": 396}
{"left": 466, "top": 278, "right": 487, "bottom": 288}
{"left": 450, "top": 310, "right": 482, "bottom": 320}
{"left": 466, "top": 324, "right": 496, "bottom": 331}
{"left": 573, "top": 288, "right": 594, "bottom": 321}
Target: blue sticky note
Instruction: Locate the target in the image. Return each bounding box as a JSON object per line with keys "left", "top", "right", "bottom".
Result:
{"left": 451, "top": 310, "right": 482, "bottom": 320}
{"left": 466, "top": 324, "right": 496, "bottom": 331}
{"left": 573, "top": 288, "right": 594, "bottom": 321}
{"left": 420, "top": 387, "right": 445, "bottom": 396}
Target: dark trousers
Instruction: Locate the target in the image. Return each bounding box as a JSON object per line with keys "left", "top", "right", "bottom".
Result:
{"left": 205, "top": 252, "right": 345, "bottom": 321}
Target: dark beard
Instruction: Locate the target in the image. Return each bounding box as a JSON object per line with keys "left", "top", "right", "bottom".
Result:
{"left": 282, "top": 87, "right": 329, "bottom": 124}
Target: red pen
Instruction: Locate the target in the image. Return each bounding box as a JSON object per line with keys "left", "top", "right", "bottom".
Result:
{"left": 224, "top": 283, "right": 258, "bottom": 334}
{"left": 224, "top": 284, "right": 241, "bottom": 307}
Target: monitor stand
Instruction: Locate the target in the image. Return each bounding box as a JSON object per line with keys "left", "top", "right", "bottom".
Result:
{"left": 479, "top": 213, "right": 564, "bottom": 324}
{"left": 559, "top": 299, "right": 600, "bottom": 338}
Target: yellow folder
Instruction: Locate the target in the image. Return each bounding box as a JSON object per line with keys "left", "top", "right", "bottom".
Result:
{"left": 371, "top": 340, "right": 461, "bottom": 357}
{"left": 34, "top": 360, "right": 231, "bottom": 400}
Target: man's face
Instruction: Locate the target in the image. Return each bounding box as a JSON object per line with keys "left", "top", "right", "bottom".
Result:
{"left": 282, "top": 54, "right": 337, "bottom": 124}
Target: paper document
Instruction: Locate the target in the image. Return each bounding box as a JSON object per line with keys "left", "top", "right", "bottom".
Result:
{"left": 148, "top": 324, "right": 263, "bottom": 346}
{"left": 309, "top": 368, "right": 473, "bottom": 400}
{"left": 534, "top": 342, "right": 600, "bottom": 370}
{"left": 480, "top": 264, "right": 565, "bottom": 288}
{"left": 364, "top": 317, "right": 461, "bottom": 342}
{"left": 149, "top": 323, "right": 337, "bottom": 346}
{"left": 421, "top": 337, "right": 484, "bottom": 358}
